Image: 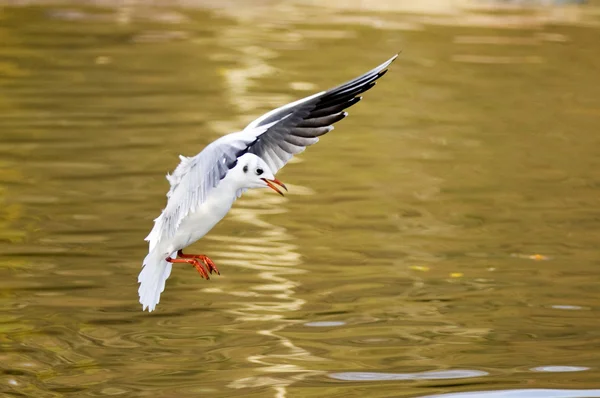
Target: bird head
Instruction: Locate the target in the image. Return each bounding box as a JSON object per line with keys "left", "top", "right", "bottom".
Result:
{"left": 236, "top": 153, "right": 287, "bottom": 196}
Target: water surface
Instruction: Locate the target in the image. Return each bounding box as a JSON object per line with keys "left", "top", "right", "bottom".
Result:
{"left": 1, "top": 1, "right": 600, "bottom": 397}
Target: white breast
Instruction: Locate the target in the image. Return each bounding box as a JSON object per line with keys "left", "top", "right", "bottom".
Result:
{"left": 165, "top": 179, "right": 238, "bottom": 255}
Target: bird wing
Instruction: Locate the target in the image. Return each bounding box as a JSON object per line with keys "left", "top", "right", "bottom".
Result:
{"left": 144, "top": 125, "right": 268, "bottom": 252}
{"left": 242, "top": 54, "right": 398, "bottom": 173}
{"left": 146, "top": 54, "right": 397, "bottom": 251}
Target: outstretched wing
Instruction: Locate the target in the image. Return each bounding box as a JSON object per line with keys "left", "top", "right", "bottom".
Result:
{"left": 146, "top": 54, "right": 397, "bottom": 252}
{"left": 244, "top": 54, "right": 398, "bottom": 172}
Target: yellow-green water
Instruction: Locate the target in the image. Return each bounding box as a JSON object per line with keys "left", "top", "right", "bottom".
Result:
{"left": 1, "top": 1, "right": 600, "bottom": 397}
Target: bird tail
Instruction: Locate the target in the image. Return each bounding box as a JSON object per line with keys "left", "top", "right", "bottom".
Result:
{"left": 138, "top": 249, "right": 173, "bottom": 312}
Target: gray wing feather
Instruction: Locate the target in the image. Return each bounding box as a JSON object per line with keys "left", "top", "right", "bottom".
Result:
{"left": 244, "top": 54, "right": 397, "bottom": 173}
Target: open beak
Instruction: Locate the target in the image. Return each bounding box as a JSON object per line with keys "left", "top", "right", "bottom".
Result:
{"left": 261, "top": 178, "right": 288, "bottom": 196}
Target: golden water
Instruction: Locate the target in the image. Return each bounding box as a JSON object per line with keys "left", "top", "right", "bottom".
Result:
{"left": 1, "top": 2, "right": 600, "bottom": 397}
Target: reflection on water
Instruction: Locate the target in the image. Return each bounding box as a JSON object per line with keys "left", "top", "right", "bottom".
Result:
{"left": 205, "top": 28, "right": 326, "bottom": 396}
{"left": 330, "top": 369, "right": 489, "bottom": 381}
{"left": 209, "top": 191, "right": 324, "bottom": 396}
{"left": 421, "top": 389, "right": 600, "bottom": 398}
{"left": 531, "top": 366, "right": 590, "bottom": 372}
{"left": 304, "top": 321, "right": 346, "bottom": 327}
{"left": 1, "top": 0, "right": 600, "bottom": 397}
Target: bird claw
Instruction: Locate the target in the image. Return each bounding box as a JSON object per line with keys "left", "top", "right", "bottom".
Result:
{"left": 176, "top": 250, "right": 220, "bottom": 277}
{"left": 199, "top": 256, "right": 220, "bottom": 275}
{"left": 191, "top": 259, "right": 210, "bottom": 280}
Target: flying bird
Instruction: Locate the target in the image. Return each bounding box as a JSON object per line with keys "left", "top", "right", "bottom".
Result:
{"left": 139, "top": 54, "right": 398, "bottom": 312}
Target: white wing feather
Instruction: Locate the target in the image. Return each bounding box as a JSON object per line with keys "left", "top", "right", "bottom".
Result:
{"left": 145, "top": 125, "right": 272, "bottom": 252}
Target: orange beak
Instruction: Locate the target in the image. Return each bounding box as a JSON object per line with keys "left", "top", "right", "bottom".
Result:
{"left": 261, "top": 178, "right": 287, "bottom": 196}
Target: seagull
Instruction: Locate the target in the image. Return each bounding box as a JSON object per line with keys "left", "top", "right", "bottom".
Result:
{"left": 139, "top": 54, "right": 398, "bottom": 312}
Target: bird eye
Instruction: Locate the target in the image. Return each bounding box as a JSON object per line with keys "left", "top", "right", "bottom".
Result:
{"left": 256, "top": 168, "right": 263, "bottom": 176}
{"left": 243, "top": 165, "right": 248, "bottom": 173}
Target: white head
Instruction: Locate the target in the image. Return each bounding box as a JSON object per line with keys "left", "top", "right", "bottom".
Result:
{"left": 232, "top": 153, "right": 287, "bottom": 195}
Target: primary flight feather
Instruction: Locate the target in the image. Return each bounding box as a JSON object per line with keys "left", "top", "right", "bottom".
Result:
{"left": 139, "top": 54, "right": 398, "bottom": 312}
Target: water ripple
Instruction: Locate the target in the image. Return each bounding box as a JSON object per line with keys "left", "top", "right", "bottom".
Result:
{"left": 531, "top": 366, "right": 590, "bottom": 373}
{"left": 420, "top": 389, "right": 600, "bottom": 398}
{"left": 329, "top": 369, "right": 488, "bottom": 381}
{"left": 304, "top": 321, "right": 346, "bottom": 327}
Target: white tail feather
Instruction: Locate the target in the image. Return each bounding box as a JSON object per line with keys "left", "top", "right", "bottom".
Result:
{"left": 138, "top": 250, "right": 173, "bottom": 312}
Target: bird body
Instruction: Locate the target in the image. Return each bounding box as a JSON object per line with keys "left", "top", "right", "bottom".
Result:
{"left": 139, "top": 153, "right": 277, "bottom": 311}
{"left": 139, "top": 55, "right": 398, "bottom": 312}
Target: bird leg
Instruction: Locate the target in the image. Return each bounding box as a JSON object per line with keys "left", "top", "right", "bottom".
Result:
{"left": 166, "top": 257, "right": 210, "bottom": 280}
{"left": 177, "top": 250, "right": 220, "bottom": 275}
